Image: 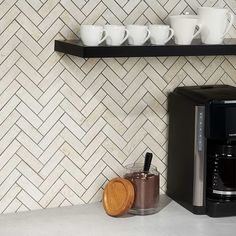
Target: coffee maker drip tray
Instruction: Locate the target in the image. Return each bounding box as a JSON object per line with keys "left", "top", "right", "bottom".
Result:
{"left": 207, "top": 198, "right": 236, "bottom": 217}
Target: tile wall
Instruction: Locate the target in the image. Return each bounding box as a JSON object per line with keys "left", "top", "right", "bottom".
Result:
{"left": 0, "top": 0, "right": 236, "bottom": 214}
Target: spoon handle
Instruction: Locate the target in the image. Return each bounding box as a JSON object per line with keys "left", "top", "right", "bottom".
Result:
{"left": 143, "top": 152, "right": 153, "bottom": 172}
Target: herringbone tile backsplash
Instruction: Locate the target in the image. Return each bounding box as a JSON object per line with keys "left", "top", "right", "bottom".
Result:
{"left": 0, "top": 0, "right": 236, "bottom": 214}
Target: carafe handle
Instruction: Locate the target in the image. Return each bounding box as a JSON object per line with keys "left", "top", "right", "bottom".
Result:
{"left": 221, "top": 12, "right": 234, "bottom": 38}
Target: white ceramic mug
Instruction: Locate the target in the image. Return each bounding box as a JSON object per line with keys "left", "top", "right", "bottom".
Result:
{"left": 126, "top": 25, "right": 151, "bottom": 45}
{"left": 169, "top": 15, "right": 202, "bottom": 45}
{"left": 104, "top": 25, "right": 129, "bottom": 46}
{"left": 80, "top": 25, "right": 107, "bottom": 46}
{"left": 198, "top": 7, "right": 234, "bottom": 44}
{"left": 149, "top": 25, "right": 174, "bottom": 45}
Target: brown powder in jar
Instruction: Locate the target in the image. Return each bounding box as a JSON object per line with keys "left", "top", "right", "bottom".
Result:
{"left": 125, "top": 172, "right": 159, "bottom": 209}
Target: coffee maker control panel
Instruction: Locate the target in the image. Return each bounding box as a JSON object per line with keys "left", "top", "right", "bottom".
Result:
{"left": 193, "top": 106, "right": 205, "bottom": 207}
{"left": 197, "top": 107, "right": 205, "bottom": 152}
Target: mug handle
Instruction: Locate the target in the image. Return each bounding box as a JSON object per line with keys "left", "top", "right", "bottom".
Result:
{"left": 192, "top": 24, "right": 202, "bottom": 39}
{"left": 143, "top": 29, "right": 151, "bottom": 44}
{"left": 120, "top": 29, "right": 129, "bottom": 44}
{"left": 98, "top": 30, "right": 108, "bottom": 45}
{"left": 164, "top": 28, "right": 174, "bottom": 43}
{"left": 221, "top": 12, "right": 234, "bottom": 38}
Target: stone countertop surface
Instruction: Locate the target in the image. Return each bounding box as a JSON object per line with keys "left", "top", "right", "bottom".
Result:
{"left": 0, "top": 195, "right": 235, "bottom": 236}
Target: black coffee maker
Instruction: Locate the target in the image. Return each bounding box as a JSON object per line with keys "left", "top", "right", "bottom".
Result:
{"left": 167, "top": 85, "right": 236, "bottom": 217}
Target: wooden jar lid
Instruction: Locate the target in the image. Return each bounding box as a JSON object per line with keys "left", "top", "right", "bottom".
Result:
{"left": 103, "top": 178, "right": 134, "bottom": 217}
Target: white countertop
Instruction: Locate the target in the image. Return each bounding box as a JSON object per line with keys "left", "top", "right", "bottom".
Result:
{"left": 0, "top": 195, "right": 236, "bottom": 236}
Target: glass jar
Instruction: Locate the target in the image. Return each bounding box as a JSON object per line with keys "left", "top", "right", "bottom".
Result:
{"left": 124, "top": 163, "right": 160, "bottom": 215}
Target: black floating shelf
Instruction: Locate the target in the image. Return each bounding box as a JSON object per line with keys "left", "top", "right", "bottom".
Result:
{"left": 55, "top": 39, "right": 236, "bottom": 58}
